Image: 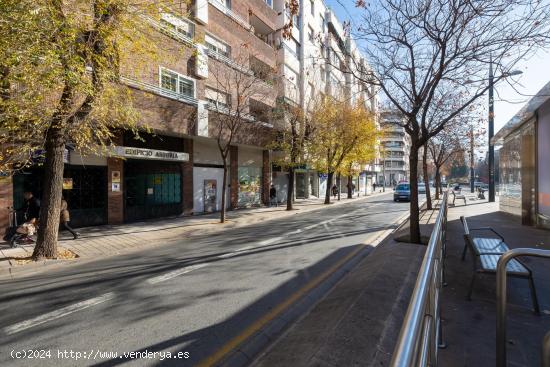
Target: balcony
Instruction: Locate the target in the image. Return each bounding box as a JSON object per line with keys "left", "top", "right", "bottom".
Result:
{"left": 248, "top": 0, "right": 278, "bottom": 35}
{"left": 120, "top": 76, "right": 198, "bottom": 106}
{"left": 208, "top": 0, "right": 251, "bottom": 31}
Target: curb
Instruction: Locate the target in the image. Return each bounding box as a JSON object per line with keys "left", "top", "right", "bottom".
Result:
{"left": 213, "top": 208, "right": 412, "bottom": 367}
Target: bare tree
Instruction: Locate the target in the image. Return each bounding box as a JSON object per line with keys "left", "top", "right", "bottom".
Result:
{"left": 207, "top": 46, "right": 276, "bottom": 222}
{"left": 342, "top": 0, "right": 550, "bottom": 242}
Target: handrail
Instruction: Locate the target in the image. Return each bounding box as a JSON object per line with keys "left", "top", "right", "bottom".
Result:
{"left": 390, "top": 191, "right": 448, "bottom": 367}
{"left": 543, "top": 331, "right": 550, "bottom": 367}
{"left": 496, "top": 248, "right": 550, "bottom": 366}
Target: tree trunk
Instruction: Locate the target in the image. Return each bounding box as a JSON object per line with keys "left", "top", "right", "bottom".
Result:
{"left": 32, "top": 127, "right": 65, "bottom": 260}
{"left": 423, "top": 145, "right": 432, "bottom": 210}
{"left": 220, "top": 163, "right": 228, "bottom": 223}
{"left": 347, "top": 175, "right": 352, "bottom": 199}
{"left": 286, "top": 167, "right": 294, "bottom": 210}
{"left": 324, "top": 171, "right": 333, "bottom": 204}
{"left": 337, "top": 173, "right": 341, "bottom": 201}
{"left": 409, "top": 143, "right": 421, "bottom": 244}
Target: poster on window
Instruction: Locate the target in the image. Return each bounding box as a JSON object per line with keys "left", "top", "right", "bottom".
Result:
{"left": 62, "top": 178, "right": 73, "bottom": 190}
{"left": 204, "top": 179, "right": 217, "bottom": 213}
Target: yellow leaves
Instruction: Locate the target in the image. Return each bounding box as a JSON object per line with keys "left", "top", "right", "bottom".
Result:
{"left": 308, "top": 97, "right": 378, "bottom": 174}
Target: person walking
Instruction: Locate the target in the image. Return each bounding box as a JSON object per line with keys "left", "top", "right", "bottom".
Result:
{"left": 372, "top": 182, "right": 377, "bottom": 193}
{"left": 331, "top": 184, "right": 338, "bottom": 198}
{"left": 269, "top": 185, "right": 278, "bottom": 207}
{"left": 60, "top": 197, "right": 79, "bottom": 240}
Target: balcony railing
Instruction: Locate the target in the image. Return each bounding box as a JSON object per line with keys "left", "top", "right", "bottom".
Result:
{"left": 205, "top": 49, "right": 253, "bottom": 76}
{"left": 205, "top": 102, "right": 273, "bottom": 128}
{"left": 208, "top": 0, "right": 252, "bottom": 31}
{"left": 120, "top": 76, "right": 198, "bottom": 106}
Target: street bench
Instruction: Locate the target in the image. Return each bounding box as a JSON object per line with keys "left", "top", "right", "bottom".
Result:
{"left": 460, "top": 216, "right": 540, "bottom": 314}
{"left": 451, "top": 189, "right": 466, "bottom": 206}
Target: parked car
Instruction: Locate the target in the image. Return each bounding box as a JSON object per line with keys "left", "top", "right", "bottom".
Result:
{"left": 418, "top": 182, "right": 427, "bottom": 194}
{"left": 394, "top": 183, "right": 411, "bottom": 202}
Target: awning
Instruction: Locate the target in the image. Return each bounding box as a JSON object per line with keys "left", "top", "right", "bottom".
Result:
{"left": 491, "top": 81, "right": 550, "bottom": 145}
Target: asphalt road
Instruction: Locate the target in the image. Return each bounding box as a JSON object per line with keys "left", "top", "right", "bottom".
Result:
{"left": 0, "top": 192, "right": 413, "bottom": 367}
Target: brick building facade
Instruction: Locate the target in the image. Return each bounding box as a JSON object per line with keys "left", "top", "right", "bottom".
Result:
{"left": 0, "top": 0, "right": 279, "bottom": 230}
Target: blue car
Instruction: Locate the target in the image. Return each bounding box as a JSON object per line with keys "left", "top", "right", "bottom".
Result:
{"left": 394, "top": 183, "right": 411, "bottom": 202}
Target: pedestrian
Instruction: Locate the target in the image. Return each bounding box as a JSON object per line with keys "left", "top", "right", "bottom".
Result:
{"left": 352, "top": 183, "right": 356, "bottom": 195}
{"left": 331, "top": 184, "right": 338, "bottom": 198}
{"left": 269, "top": 185, "right": 278, "bottom": 207}
{"left": 60, "top": 196, "right": 79, "bottom": 239}
{"left": 10, "top": 190, "right": 41, "bottom": 246}
{"left": 372, "top": 182, "right": 376, "bottom": 193}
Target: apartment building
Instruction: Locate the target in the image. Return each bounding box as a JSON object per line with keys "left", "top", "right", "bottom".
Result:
{"left": 379, "top": 110, "right": 411, "bottom": 186}
{"left": 1, "top": 0, "right": 280, "bottom": 229}
{"left": 271, "top": 0, "right": 380, "bottom": 201}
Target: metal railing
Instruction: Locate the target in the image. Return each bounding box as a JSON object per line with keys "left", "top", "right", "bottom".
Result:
{"left": 120, "top": 76, "right": 198, "bottom": 106}
{"left": 390, "top": 191, "right": 448, "bottom": 367}
{"left": 496, "top": 248, "right": 550, "bottom": 366}
{"left": 543, "top": 331, "right": 550, "bottom": 367}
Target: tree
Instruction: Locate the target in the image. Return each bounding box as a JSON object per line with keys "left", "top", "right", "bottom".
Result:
{"left": 270, "top": 99, "right": 313, "bottom": 211}
{"left": 344, "top": 0, "right": 550, "bottom": 242}
{"left": 1, "top": 0, "right": 179, "bottom": 259}
{"left": 207, "top": 47, "right": 276, "bottom": 222}
{"left": 309, "top": 98, "right": 377, "bottom": 204}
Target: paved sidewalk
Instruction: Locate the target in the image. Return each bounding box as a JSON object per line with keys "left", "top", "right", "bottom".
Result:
{"left": 439, "top": 196, "right": 550, "bottom": 367}
{"left": 0, "top": 191, "right": 390, "bottom": 277}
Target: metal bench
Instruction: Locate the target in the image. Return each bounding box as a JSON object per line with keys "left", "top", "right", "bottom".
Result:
{"left": 451, "top": 189, "right": 466, "bottom": 206}
{"left": 460, "top": 216, "right": 540, "bottom": 314}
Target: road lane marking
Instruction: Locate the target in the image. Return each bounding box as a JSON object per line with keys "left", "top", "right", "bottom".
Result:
{"left": 147, "top": 263, "right": 209, "bottom": 284}
{"left": 3, "top": 292, "right": 115, "bottom": 335}
{"left": 217, "top": 246, "right": 255, "bottom": 259}
{"left": 258, "top": 236, "right": 283, "bottom": 246}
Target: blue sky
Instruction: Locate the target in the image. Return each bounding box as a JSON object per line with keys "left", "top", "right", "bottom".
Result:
{"left": 324, "top": 0, "right": 550, "bottom": 132}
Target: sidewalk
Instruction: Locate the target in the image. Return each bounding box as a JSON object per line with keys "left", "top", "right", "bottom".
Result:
{"left": 0, "top": 191, "right": 390, "bottom": 277}
{"left": 439, "top": 196, "right": 550, "bottom": 366}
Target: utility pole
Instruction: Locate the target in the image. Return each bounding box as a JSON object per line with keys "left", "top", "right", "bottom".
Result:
{"left": 488, "top": 59, "right": 495, "bottom": 202}
{"left": 470, "top": 126, "right": 475, "bottom": 193}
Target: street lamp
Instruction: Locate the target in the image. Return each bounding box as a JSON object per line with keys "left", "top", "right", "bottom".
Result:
{"left": 488, "top": 63, "right": 523, "bottom": 202}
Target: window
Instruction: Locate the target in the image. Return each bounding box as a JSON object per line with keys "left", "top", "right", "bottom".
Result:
{"left": 308, "top": 25, "right": 314, "bottom": 43}
{"left": 310, "top": 0, "right": 314, "bottom": 16}
{"left": 213, "top": 0, "right": 231, "bottom": 9}
{"left": 320, "top": 15, "right": 325, "bottom": 33}
{"left": 265, "top": 0, "right": 272, "bottom": 7}
{"left": 160, "top": 13, "right": 195, "bottom": 39}
{"left": 160, "top": 68, "right": 195, "bottom": 98}
{"left": 284, "top": 37, "right": 300, "bottom": 56}
{"left": 205, "top": 87, "right": 230, "bottom": 109}
{"left": 205, "top": 34, "right": 231, "bottom": 58}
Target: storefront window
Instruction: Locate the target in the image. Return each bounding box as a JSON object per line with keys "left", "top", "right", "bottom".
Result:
{"left": 238, "top": 167, "right": 261, "bottom": 206}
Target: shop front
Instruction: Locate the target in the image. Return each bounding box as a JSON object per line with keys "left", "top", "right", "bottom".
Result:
{"left": 12, "top": 152, "right": 108, "bottom": 228}
{"left": 115, "top": 133, "right": 190, "bottom": 222}
{"left": 238, "top": 147, "right": 263, "bottom": 207}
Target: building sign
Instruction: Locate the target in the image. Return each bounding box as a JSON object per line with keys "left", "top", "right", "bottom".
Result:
{"left": 111, "top": 170, "right": 121, "bottom": 183}
{"left": 112, "top": 146, "right": 189, "bottom": 162}
{"left": 62, "top": 178, "right": 73, "bottom": 190}
{"left": 111, "top": 183, "right": 120, "bottom": 192}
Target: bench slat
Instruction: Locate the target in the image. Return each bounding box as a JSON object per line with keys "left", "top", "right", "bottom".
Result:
{"left": 479, "top": 255, "right": 529, "bottom": 275}
{"left": 472, "top": 238, "right": 509, "bottom": 255}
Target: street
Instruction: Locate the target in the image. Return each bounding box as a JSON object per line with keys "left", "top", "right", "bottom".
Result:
{"left": 0, "top": 193, "right": 410, "bottom": 367}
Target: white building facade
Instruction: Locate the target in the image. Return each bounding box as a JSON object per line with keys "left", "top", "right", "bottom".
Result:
{"left": 379, "top": 110, "right": 411, "bottom": 186}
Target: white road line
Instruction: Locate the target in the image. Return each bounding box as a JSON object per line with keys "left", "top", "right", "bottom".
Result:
{"left": 3, "top": 292, "right": 115, "bottom": 335}
{"left": 217, "top": 246, "right": 255, "bottom": 259}
{"left": 258, "top": 236, "right": 283, "bottom": 246}
{"left": 147, "top": 264, "right": 209, "bottom": 284}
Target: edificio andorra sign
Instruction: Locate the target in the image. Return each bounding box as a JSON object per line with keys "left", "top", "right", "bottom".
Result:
{"left": 112, "top": 146, "right": 189, "bottom": 162}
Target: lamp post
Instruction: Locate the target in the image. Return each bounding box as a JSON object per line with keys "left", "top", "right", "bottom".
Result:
{"left": 488, "top": 62, "right": 523, "bottom": 202}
